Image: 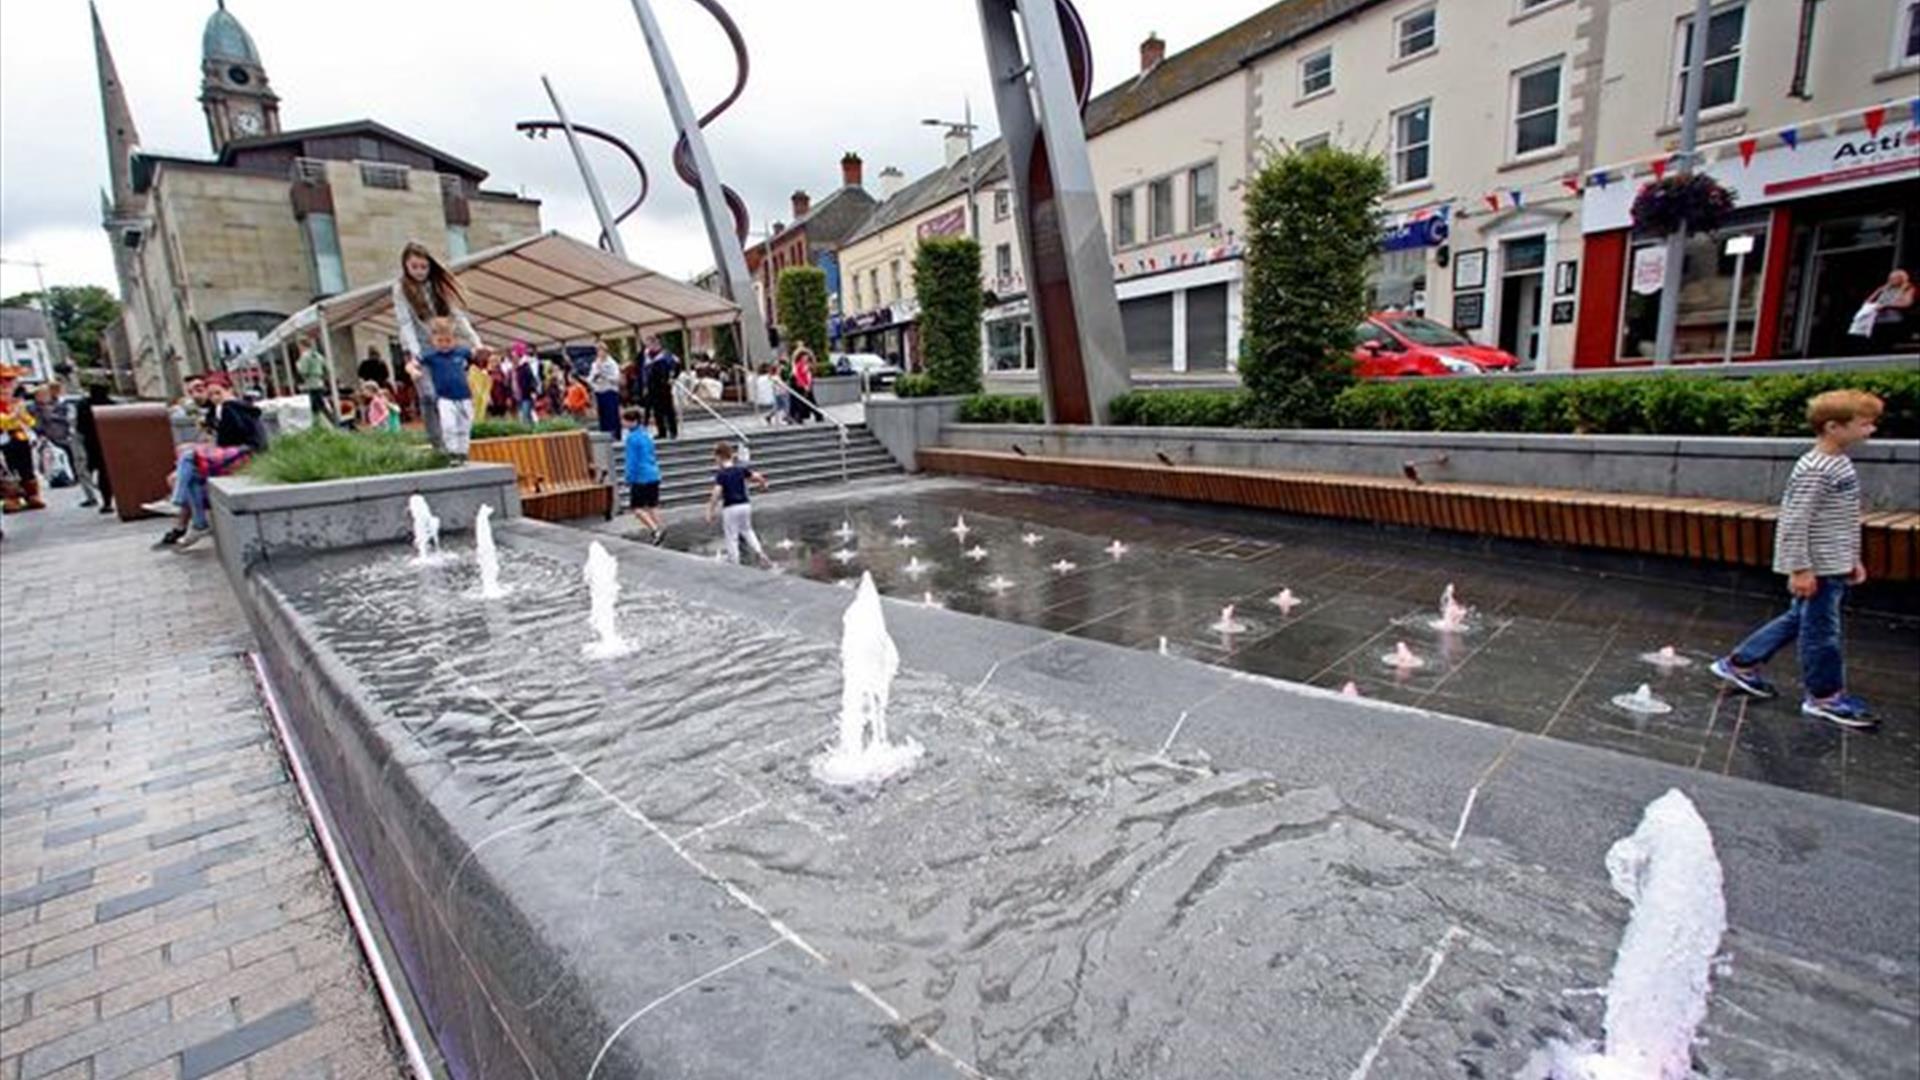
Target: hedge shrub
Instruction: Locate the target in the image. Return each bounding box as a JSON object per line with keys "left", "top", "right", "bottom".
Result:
{"left": 1109, "top": 389, "right": 1252, "bottom": 428}
{"left": 469, "top": 416, "right": 583, "bottom": 440}
{"left": 956, "top": 394, "right": 1044, "bottom": 424}
{"left": 892, "top": 373, "right": 940, "bottom": 398}
{"left": 914, "top": 237, "right": 985, "bottom": 396}
{"left": 776, "top": 266, "right": 830, "bottom": 358}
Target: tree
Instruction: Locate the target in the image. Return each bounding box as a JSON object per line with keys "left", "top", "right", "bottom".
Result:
{"left": 713, "top": 323, "right": 740, "bottom": 368}
{"left": 0, "top": 285, "right": 121, "bottom": 367}
{"left": 913, "top": 237, "right": 983, "bottom": 396}
{"left": 775, "top": 266, "right": 830, "bottom": 359}
{"left": 1239, "top": 145, "right": 1387, "bottom": 426}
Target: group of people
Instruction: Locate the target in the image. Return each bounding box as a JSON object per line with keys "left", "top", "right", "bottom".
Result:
{"left": 748, "top": 348, "right": 821, "bottom": 427}
{"left": 0, "top": 369, "right": 114, "bottom": 516}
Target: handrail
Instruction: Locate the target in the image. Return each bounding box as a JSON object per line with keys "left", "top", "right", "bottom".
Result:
{"left": 672, "top": 381, "right": 752, "bottom": 448}
{"left": 772, "top": 375, "right": 850, "bottom": 483}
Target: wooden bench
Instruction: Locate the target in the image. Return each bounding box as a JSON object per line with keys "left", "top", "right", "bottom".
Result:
{"left": 918, "top": 448, "right": 1920, "bottom": 582}
{"left": 468, "top": 430, "right": 614, "bottom": 522}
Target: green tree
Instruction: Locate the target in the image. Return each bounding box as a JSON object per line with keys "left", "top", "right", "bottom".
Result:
{"left": 1, "top": 285, "right": 121, "bottom": 366}
{"left": 913, "top": 236, "right": 983, "bottom": 396}
{"left": 713, "top": 323, "right": 740, "bottom": 368}
{"left": 775, "top": 266, "right": 830, "bottom": 358}
{"left": 1239, "top": 145, "right": 1387, "bottom": 426}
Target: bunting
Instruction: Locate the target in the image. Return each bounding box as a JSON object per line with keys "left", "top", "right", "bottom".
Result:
{"left": 1779, "top": 127, "right": 1800, "bottom": 150}
{"left": 1562, "top": 177, "right": 1583, "bottom": 196}
{"left": 1863, "top": 105, "right": 1888, "bottom": 138}
{"left": 1509, "top": 189, "right": 1525, "bottom": 209}
{"left": 1737, "top": 138, "right": 1757, "bottom": 167}
{"left": 1483, "top": 194, "right": 1501, "bottom": 212}
{"left": 1649, "top": 157, "right": 1669, "bottom": 181}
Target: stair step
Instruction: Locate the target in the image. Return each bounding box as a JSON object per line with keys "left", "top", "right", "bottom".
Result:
{"left": 657, "top": 461, "right": 901, "bottom": 505}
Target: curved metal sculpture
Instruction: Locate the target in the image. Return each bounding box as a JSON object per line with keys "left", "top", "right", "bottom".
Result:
{"left": 514, "top": 119, "right": 649, "bottom": 253}
{"left": 669, "top": 0, "right": 752, "bottom": 245}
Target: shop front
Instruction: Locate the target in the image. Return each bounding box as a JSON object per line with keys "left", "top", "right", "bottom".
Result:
{"left": 840, "top": 300, "right": 919, "bottom": 369}
{"left": 1575, "top": 108, "right": 1920, "bottom": 366}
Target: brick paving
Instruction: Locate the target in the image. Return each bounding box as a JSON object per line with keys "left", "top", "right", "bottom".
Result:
{"left": 0, "top": 493, "right": 404, "bottom": 1080}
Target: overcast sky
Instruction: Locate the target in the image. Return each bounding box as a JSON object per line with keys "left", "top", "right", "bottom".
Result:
{"left": 0, "top": 0, "right": 1276, "bottom": 300}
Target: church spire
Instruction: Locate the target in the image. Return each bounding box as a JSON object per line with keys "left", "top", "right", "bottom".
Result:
{"left": 92, "top": 1, "right": 141, "bottom": 214}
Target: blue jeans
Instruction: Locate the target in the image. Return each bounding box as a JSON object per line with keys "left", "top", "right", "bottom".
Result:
{"left": 517, "top": 398, "right": 534, "bottom": 423}
{"left": 1730, "top": 575, "right": 1848, "bottom": 699}
{"left": 170, "top": 448, "right": 209, "bottom": 529}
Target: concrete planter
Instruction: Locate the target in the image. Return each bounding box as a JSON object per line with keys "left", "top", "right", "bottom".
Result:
{"left": 208, "top": 463, "right": 520, "bottom": 592}
{"left": 810, "top": 374, "right": 863, "bottom": 407}
{"left": 866, "top": 395, "right": 967, "bottom": 471}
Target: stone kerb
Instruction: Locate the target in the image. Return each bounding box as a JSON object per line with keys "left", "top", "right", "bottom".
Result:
{"left": 209, "top": 464, "right": 520, "bottom": 592}
{"left": 865, "top": 395, "right": 967, "bottom": 472}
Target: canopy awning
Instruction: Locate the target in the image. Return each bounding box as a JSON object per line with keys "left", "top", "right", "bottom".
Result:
{"left": 243, "top": 231, "right": 739, "bottom": 363}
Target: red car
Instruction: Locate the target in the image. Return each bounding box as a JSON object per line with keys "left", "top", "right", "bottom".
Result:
{"left": 1351, "top": 313, "right": 1521, "bottom": 378}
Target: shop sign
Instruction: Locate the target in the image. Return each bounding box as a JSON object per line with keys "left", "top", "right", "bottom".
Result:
{"left": 1453, "top": 291, "right": 1485, "bottom": 331}
{"left": 1583, "top": 119, "right": 1920, "bottom": 233}
{"left": 843, "top": 307, "right": 892, "bottom": 333}
{"left": 1630, "top": 245, "right": 1667, "bottom": 296}
{"left": 1382, "top": 208, "right": 1450, "bottom": 252}
{"left": 916, "top": 206, "right": 967, "bottom": 240}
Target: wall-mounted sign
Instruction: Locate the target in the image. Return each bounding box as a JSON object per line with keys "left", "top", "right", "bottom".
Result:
{"left": 1452, "top": 248, "right": 1486, "bottom": 291}
{"left": 1453, "top": 291, "right": 1485, "bottom": 330}
{"left": 1554, "top": 260, "right": 1578, "bottom": 297}
{"left": 1551, "top": 300, "right": 1577, "bottom": 325}
{"left": 1382, "top": 208, "right": 1451, "bottom": 252}
{"left": 916, "top": 205, "right": 967, "bottom": 240}
{"left": 1630, "top": 244, "right": 1667, "bottom": 296}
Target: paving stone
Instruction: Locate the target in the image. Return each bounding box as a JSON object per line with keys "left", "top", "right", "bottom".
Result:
{"left": 0, "top": 871, "right": 94, "bottom": 916}
{"left": 17, "top": 998, "right": 169, "bottom": 1079}
{"left": 94, "top": 1003, "right": 236, "bottom": 1080}
{"left": 41, "top": 813, "right": 146, "bottom": 851}
{"left": 97, "top": 873, "right": 210, "bottom": 925}
{"left": 177, "top": 1002, "right": 311, "bottom": 1080}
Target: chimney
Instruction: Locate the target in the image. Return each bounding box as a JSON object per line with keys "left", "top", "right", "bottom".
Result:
{"left": 878, "top": 166, "right": 905, "bottom": 200}
{"left": 841, "top": 151, "right": 864, "bottom": 189}
{"left": 791, "top": 189, "right": 811, "bottom": 220}
{"left": 1140, "top": 33, "right": 1165, "bottom": 72}
{"left": 943, "top": 129, "right": 969, "bottom": 168}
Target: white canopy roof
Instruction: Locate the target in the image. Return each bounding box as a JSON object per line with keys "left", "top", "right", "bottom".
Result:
{"left": 244, "top": 231, "right": 739, "bottom": 361}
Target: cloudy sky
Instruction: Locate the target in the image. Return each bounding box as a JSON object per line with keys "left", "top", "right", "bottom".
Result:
{"left": 0, "top": 0, "right": 1276, "bottom": 300}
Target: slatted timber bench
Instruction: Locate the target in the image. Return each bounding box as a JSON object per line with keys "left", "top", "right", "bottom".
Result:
{"left": 468, "top": 429, "right": 615, "bottom": 522}
{"left": 917, "top": 448, "right": 1920, "bottom": 582}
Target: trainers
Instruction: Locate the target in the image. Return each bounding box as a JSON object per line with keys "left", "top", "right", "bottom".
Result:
{"left": 142, "top": 499, "right": 176, "bottom": 516}
{"left": 173, "top": 526, "right": 211, "bottom": 550}
{"left": 1710, "top": 657, "right": 1778, "bottom": 699}
{"left": 1802, "top": 696, "right": 1876, "bottom": 729}
{"left": 153, "top": 527, "right": 185, "bottom": 548}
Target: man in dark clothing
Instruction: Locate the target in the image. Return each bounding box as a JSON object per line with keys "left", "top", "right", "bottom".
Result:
{"left": 73, "top": 384, "right": 114, "bottom": 514}
{"left": 357, "top": 346, "right": 392, "bottom": 388}
{"left": 642, "top": 334, "right": 680, "bottom": 441}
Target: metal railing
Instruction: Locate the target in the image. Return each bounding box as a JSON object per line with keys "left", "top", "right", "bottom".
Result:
{"left": 672, "top": 381, "right": 752, "bottom": 455}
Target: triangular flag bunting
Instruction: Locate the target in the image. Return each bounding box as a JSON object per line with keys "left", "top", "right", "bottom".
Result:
{"left": 1738, "top": 138, "right": 1758, "bottom": 167}
{"left": 1510, "top": 189, "right": 1525, "bottom": 208}
{"left": 1864, "top": 106, "right": 1888, "bottom": 138}
{"left": 1484, "top": 194, "right": 1501, "bottom": 212}
{"left": 1780, "top": 127, "right": 1800, "bottom": 150}
{"left": 1649, "top": 157, "right": 1669, "bottom": 181}
{"left": 1562, "top": 177, "right": 1583, "bottom": 196}
{"left": 1591, "top": 171, "right": 1611, "bottom": 190}
{"left": 1912, "top": 97, "right": 1920, "bottom": 123}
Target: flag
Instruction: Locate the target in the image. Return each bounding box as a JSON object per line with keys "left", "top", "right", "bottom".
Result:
{"left": 1510, "top": 189, "right": 1525, "bottom": 208}
{"left": 1864, "top": 106, "right": 1887, "bottom": 138}
{"left": 1562, "top": 177, "right": 1583, "bottom": 196}
{"left": 1484, "top": 194, "right": 1501, "bottom": 212}
{"left": 1738, "top": 138, "right": 1758, "bottom": 167}
{"left": 1780, "top": 127, "right": 1800, "bottom": 150}
{"left": 1591, "top": 171, "right": 1611, "bottom": 190}
{"left": 1649, "top": 157, "right": 1669, "bottom": 181}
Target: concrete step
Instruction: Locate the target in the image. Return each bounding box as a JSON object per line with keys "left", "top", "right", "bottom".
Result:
{"left": 652, "top": 450, "right": 898, "bottom": 497}
{"left": 657, "top": 459, "right": 902, "bottom": 506}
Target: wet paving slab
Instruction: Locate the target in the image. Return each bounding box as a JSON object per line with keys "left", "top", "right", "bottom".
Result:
{"left": 604, "top": 477, "right": 1920, "bottom": 817}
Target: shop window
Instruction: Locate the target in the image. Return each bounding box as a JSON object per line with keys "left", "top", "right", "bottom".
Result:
{"left": 1148, "top": 177, "right": 1175, "bottom": 240}
{"left": 987, "top": 318, "right": 1033, "bottom": 371}
{"left": 1673, "top": 3, "right": 1744, "bottom": 116}
{"left": 1186, "top": 284, "right": 1230, "bottom": 370}
{"left": 1300, "top": 48, "right": 1333, "bottom": 98}
{"left": 304, "top": 213, "right": 346, "bottom": 296}
{"left": 1396, "top": 7, "right": 1436, "bottom": 59}
{"left": 1112, "top": 189, "right": 1136, "bottom": 248}
{"left": 1392, "top": 101, "right": 1432, "bottom": 186}
{"left": 1368, "top": 247, "right": 1430, "bottom": 311}
{"left": 1121, "top": 294, "right": 1174, "bottom": 366}
{"left": 1512, "top": 58, "right": 1563, "bottom": 156}
{"left": 1619, "top": 213, "right": 1769, "bottom": 360}
{"left": 1189, "top": 163, "right": 1218, "bottom": 230}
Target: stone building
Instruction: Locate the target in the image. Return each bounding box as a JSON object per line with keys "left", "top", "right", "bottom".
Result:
{"left": 94, "top": 2, "right": 541, "bottom": 398}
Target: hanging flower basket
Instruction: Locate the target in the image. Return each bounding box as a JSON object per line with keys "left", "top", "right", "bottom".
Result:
{"left": 1630, "top": 173, "right": 1737, "bottom": 236}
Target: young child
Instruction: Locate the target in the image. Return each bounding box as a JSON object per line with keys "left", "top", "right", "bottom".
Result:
{"left": 703, "top": 440, "right": 771, "bottom": 567}
{"left": 1711, "top": 389, "right": 1883, "bottom": 728}
{"left": 563, "top": 374, "right": 591, "bottom": 418}
{"left": 622, "top": 407, "right": 664, "bottom": 543}
{"left": 360, "top": 380, "right": 399, "bottom": 432}
{"left": 406, "top": 317, "right": 475, "bottom": 459}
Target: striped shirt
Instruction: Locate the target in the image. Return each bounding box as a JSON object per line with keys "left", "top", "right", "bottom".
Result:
{"left": 1772, "top": 449, "right": 1860, "bottom": 576}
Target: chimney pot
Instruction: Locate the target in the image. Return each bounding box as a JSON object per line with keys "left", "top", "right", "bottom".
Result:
{"left": 840, "top": 152, "right": 864, "bottom": 188}
{"left": 791, "top": 189, "right": 811, "bottom": 220}
{"left": 1140, "top": 33, "right": 1165, "bottom": 72}
{"left": 879, "top": 166, "right": 905, "bottom": 200}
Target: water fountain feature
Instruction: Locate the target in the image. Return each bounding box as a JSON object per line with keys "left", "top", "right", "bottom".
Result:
{"left": 982, "top": 574, "right": 1015, "bottom": 594}
{"left": 1270, "top": 588, "right": 1302, "bottom": 614}
{"left": 1430, "top": 583, "right": 1472, "bottom": 632}
{"left": 1210, "top": 605, "right": 1248, "bottom": 635}
{"left": 1640, "top": 645, "right": 1693, "bottom": 670}
{"left": 1611, "top": 684, "right": 1672, "bottom": 716}
{"left": 902, "top": 556, "right": 932, "bottom": 578}
{"left": 833, "top": 520, "right": 857, "bottom": 543}
{"left": 1021, "top": 531, "right": 1043, "bottom": 547}
{"left": 921, "top": 592, "right": 944, "bottom": 608}
{"left": 1105, "top": 539, "right": 1129, "bottom": 560}
{"left": 811, "top": 573, "right": 923, "bottom": 788}
{"left": 1340, "top": 681, "right": 1361, "bottom": 697}
{"left": 407, "top": 494, "right": 443, "bottom": 565}
{"left": 831, "top": 548, "right": 858, "bottom": 564}
{"left": 889, "top": 514, "right": 910, "bottom": 530}
{"left": 1383, "top": 641, "right": 1425, "bottom": 670}
{"left": 1050, "top": 559, "right": 1078, "bottom": 574}
{"left": 949, "top": 515, "right": 970, "bottom": 541}
{"left": 775, "top": 537, "right": 798, "bottom": 552}
{"left": 963, "top": 545, "right": 989, "bottom": 562}
{"left": 472, "top": 505, "right": 507, "bottom": 599}
{"left": 894, "top": 535, "right": 920, "bottom": 548}
{"left": 581, "top": 542, "right": 633, "bottom": 659}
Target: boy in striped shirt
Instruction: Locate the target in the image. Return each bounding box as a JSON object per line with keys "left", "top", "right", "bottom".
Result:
{"left": 1711, "top": 390, "right": 1883, "bottom": 728}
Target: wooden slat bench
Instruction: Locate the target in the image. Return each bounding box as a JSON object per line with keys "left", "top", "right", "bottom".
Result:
{"left": 918, "top": 448, "right": 1920, "bottom": 582}
{"left": 469, "top": 430, "right": 614, "bottom": 522}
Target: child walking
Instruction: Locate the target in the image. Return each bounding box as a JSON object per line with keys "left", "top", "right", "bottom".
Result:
{"left": 1711, "top": 389, "right": 1883, "bottom": 728}
{"left": 406, "top": 317, "right": 476, "bottom": 460}
{"left": 703, "top": 440, "right": 771, "bottom": 567}
{"left": 622, "top": 407, "right": 665, "bottom": 543}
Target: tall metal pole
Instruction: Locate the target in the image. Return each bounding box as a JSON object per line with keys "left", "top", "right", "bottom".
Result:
{"left": 623, "top": 0, "right": 772, "bottom": 368}
{"left": 542, "top": 75, "right": 627, "bottom": 260}
{"left": 965, "top": 98, "right": 979, "bottom": 242}
{"left": 1653, "top": 0, "right": 1714, "bottom": 366}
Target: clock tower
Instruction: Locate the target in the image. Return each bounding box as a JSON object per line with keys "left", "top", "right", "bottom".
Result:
{"left": 199, "top": 1, "right": 278, "bottom": 153}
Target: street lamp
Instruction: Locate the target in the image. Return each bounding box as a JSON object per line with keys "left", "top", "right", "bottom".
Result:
{"left": 922, "top": 99, "right": 980, "bottom": 242}
{"left": 515, "top": 81, "right": 650, "bottom": 260}
{"left": 0, "top": 255, "right": 67, "bottom": 381}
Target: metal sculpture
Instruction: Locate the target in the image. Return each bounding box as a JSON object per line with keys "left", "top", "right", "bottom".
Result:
{"left": 624, "top": 0, "right": 771, "bottom": 365}
{"left": 977, "top": 0, "right": 1130, "bottom": 424}
{"left": 516, "top": 77, "right": 650, "bottom": 258}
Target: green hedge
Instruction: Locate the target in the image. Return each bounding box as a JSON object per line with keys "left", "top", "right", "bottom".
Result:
{"left": 1102, "top": 370, "right": 1918, "bottom": 439}
{"left": 247, "top": 426, "right": 448, "bottom": 484}
{"left": 956, "top": 394, "right": 1044, "bottom": 424}
{"left": 892, "top": 373, "right": 941, "bottom": 399}
{"left": 469, "top": 417, "right": 584, "bottom": 440}
{"left": 776, "top": 266, "right": 830, "bottom": 358}
{"left": 914, "top": 237, "right": 985, "bottom": 396}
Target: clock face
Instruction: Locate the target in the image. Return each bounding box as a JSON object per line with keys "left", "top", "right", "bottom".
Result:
{"left": 234, "top": 111, "right": 262, "bottom": 136}
{"left": 227, "top": 65, "right": 251, "bottom": 86}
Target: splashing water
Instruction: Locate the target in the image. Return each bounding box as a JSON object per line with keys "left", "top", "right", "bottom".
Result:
{"left": 1211, "top": 605, "right": 1248, "bottom": 634}
{"left": 921, "top": 592, "right": 944, "bottom": 609}
{"left": 902, "top": 556, "right": 931, "bottom": 578}
{"left": 894, "top": 535, "right": 920, "bottom": 549}
{"left": 1050, "top": 559, "right": 1078, "bottom": 574}
{"left": 1105, "top": 540, "right": 1129, "bottom": 560}
{"left": 889, "top": 514, "right": 910, "bottom": 530}
{"left": 950, "top": 515, "right": 970, "bottom": 541}
{"left": 1340, "top": 681, "right": 1361, "bottom": 697}
{"left": 581, "top": 542, "right": 632, "bottom": 659}
{"left": 1271, "top": 588, "right": 1301, "bottom": 614}
{"left": 982, "top": 575, "right": 1015, "bottom": 594}
{"left": 407, "top": 495, "right": 442, "bottom": 564}
{"left": 775, "top": 537, "right": 798, "bottom": 552}
{"left": 1382, "top": 641, "right": 1425, "bottom": 670}
{"left": 833, "top": 520, "right": 857, "bottom": 542}
{"left": 1640, "top": 645, "right": 1693, "bottom": 670}
{"left": 963, "top": 545, "right": 990, "bottom": 562}
{"left": 1430, "top": 583, "right": 1472, "bottom": 632}
{"left": 1611, "top": 684, "right": 1672, "bottom": 715}
{"left": 1158, "top": 636, "right": 1170, "bottom": 656}
{"left": 473, "top": 505, "right": 506, "bottom": 599}
{"left": 812, "top": 573, "right": 924, "bottom": 788}
{"left": 1537, "top": 790, "right": 1726, "bottom": 1080}
{"left": 1021, "top": 532, "right": 1044, "bottom": 547}
{"left": 831, "top": 548, "right": 858, "bottom": 564}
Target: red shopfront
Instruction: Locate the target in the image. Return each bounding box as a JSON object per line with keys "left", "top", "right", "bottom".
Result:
{"left": 1575, "top": 112, "right": 1920, "bottom": 367}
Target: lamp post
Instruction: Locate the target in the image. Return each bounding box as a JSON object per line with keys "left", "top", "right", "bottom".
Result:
{"left": 0, "top": 255, "right": 67, "bottom": 381}
{"left": 922, "top": 99, "right": 980, "bottom": 241}
{"left": 1653, "top": 0, "right": 1715, "bottom": 366}
{"left": 516, "top": 86, "right": 650, "bottom": 260}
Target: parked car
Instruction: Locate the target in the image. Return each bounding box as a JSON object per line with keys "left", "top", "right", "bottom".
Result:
{"left": 832, "top": 352, "right": 901, "bottom": 390}
{"left": 1351, "top": 313, "right": 1521, "bottom": 378}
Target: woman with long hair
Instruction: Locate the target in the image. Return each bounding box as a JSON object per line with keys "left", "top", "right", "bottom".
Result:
{"left": 391, "top": 241, "right": 480, "bottom": 449}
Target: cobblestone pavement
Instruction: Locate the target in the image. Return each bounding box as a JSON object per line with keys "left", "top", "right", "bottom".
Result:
{"left": 0, "top": 492, "right": 404, "bottom": 1079}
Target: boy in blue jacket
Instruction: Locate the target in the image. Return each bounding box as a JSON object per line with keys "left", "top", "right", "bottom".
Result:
{"left": 622, "top": 407, "right": 664, "bottom": 542}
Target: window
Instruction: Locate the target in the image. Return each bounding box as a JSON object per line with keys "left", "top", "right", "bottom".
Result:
{"left": 993, "top": 190, "right": 1011, "bottom": 221}
{"left": 1112, "top": 190, "right": 1137, "bottom": 248}
{"left": 446, "top": 226, "right": 469, "bottom": 260}
{"left": 995, "top": 243, "right": 1012, "bottom": 281}
{"left": 889, "top": 260, "right": 902, "bottom": 301}
{"left": 988, "top": 318, "right": 1033, "bottom": 371}
{"left": 1296, "top": 133, "right": 1331, "bottom": 153}
{"left": 1674, "top": 3, "right": 1745, "bottom": 115}
{"left": 1518, "top": 0, "right": 1564, "bottom": 11}
{"left": 1900, "top": 0, "right": 1920, "bottom": 66}
{"left": 852, "top": 276, "right": 864, "bottom": 312}
{"left": 1148, "top": 176, "right": 1175, "bottom": 239}
{"left": 1396, "top": 7, "right": 1436, "bottom": 59}
{"left": 304, "top": 213, "right": 346, "bottom": 295}
{"left": 1187, "top": 163, "right": 1218, "bottom": 230}
{"left": 1391, "top": 101, "right": 1432, "bottom": 186}
{"left": 1512, "top": 58, "right": 1563, "bottom": 156}
{"left": 870, "top": 269, "right": 881, "bottom": 308}
{"left": 1620, "top": 213, "right": 1769, "bottom": 359}
{"left": 1299, "top": 48, "right": 1333, "bottom": 97}
{"left": 359, "top": 162, "right": 410, "bottom": 191}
